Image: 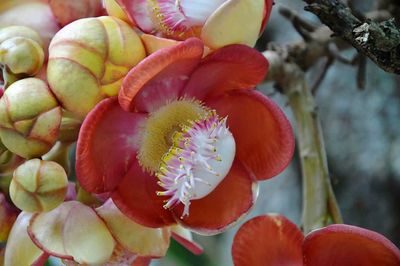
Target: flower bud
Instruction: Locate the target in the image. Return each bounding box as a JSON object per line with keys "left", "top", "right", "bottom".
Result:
{"left": 9, "top": 159, "right": 68, "bottom": 212}
{"left": 0, "top": 1, "right": 60, "bottom": 54}
{"left": 0, "top": 78, "right": 62, "bottom": 159}
{"left": 47, "top": 16, "right": 146, "bottom": 118}
{"left": 0, "top": 25, "right": 43, "bottom": 47}
{"left": 0, "top": 36, "right": 44, "bottom": 75}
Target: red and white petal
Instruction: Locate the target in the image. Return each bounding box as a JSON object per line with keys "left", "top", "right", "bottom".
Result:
{"left": 207, "top": 90, "right": 294, "bottom": 180}
{"left": 232, "top": 214, "right": 304, "bottom": 266}
{"left": 171, "top": 225, "right": 204, "bottom": 255}
{"left": 172, "top": 159, "right": 257, "bottom": 235}
{"left": 112, "top": 160, "right": 176, "bottom": 228}
{"left": 4, "top": 212, "right": 47, "bottom": 266}
{"left": 201, "top": 0, "right": 265, "bottom": 49}
{"left": 119, "top": 38, "right": 204, "bottom": 113}
{"left": 304, "top": 224, "right": 400, "bottom": 266}
{"left": 115, "top": 0, "right": 155, "bottom": 32}
{"left": 96, "top": 199, "right": 171, "bottom": 258}
{"left": 183, "top": 44, "right": 268, "bottom": 100}
{"left": 28, "top": 201, "right": 115, "bottom": 265}
{"left": 76, "top": 97, "right": 146, "bottom": 194}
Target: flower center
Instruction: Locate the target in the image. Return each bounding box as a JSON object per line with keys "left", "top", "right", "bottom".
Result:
{"left": 156, "top": 111, "right": 235, "bottom": 218}
{"left": 138, "top": 99, "right": 208, "bottom": 173}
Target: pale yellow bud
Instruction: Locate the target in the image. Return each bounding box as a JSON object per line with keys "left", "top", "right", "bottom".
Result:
{"left": 0, "top": 78, "right": 61, "bottom": 158}
{"left": 9, "top": 159, "right": 68, "bottom": 212}
{"left": 0, "top": 36, "right": 44, "bottom": 75}
{"left": 47, "top": 16, "right": 146, "bottom": 119}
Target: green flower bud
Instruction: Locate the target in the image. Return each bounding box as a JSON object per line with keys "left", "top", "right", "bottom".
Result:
{"left": 9, "top": 159, "right": 68, "bottom": 212}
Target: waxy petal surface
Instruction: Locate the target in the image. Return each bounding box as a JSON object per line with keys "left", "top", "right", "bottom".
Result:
{"left": 119, "top": 38, "right": 204, "bottom": 113}
{"left": 201, "top": 0, "right": 265, "bottom": 49}
{"left": 304, "top": 224, "right": 400, "bottom": 266}
{"left": 28, "top": 203, "right": 74, "bottom": 259}
{"left": 4, "top": 212, "right": 45, "bottom": 266}
{"left": 173, "top": 160, "right": 257, "bottom": 235}
{"left": 112, "top": 160, "right": 175, "bottom": 228}
{"left": 183, "top": 44, "right": 268, "bottom": 100}
{"left": 207, "top": 90, "right": 294, "bottom": 180}
{"left": 63, "top": 203, "right": 115, "bottom": 265}
{"left": 96, "top": 199, "right": 171, "bottom": 257}
{"left": 76, "top": 97, "right": 146, "bottom": 193}
{"left": 232, "top": 215, "right": 303, "bottom": 266}
{"left": 29, "top": 201, "right": 115, "bottom": 264}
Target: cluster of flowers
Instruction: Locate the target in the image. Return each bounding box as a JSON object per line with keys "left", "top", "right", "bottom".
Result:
{"left": 0, "top": 0, "right": 398, "bottom": 265}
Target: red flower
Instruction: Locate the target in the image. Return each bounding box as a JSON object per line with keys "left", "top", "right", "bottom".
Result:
{"left": 76, "top": 38, "right": 294, "bottom": 234}
{"left": 232, "top": 214, "right": 400, "bottom": 266}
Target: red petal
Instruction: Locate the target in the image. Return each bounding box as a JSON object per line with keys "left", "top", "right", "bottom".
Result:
{"left": 76, "top": 97, "right": 146, "bottom": 193}
{"left": 172, "top": 160, "right": 257, "bottom": 235}
{"left": 207, "top": 90, "right": 294, "bottom": 180}
{"left": 304, "top": 224, "right": 400, "bottom": 266}
{"left": 260, "top": 0, "right": 273, "bottom": 33}
{"left": 111, "top": 160, "right": 175, "bottom": 228}
{"left": 119, "top": 38, "right": 204, "bottom": 113}
{"left": 232, "top": 214, "right": 304, "bottom": 266}
{"left": 183, "top": 44, "right": 268, "bottom": 101}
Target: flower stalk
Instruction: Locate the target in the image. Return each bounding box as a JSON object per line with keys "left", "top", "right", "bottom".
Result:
{"left": 264, "top": 56, "right": 342, "bottom": 233}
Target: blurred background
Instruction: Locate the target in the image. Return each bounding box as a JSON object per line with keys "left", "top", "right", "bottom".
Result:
{"left": 153, "top": 0, "right": 400, "bottom": 265}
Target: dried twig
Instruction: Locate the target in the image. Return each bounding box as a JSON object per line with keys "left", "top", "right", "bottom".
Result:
{"left": 303, "top": 0, "right": 400, "bottom": 74}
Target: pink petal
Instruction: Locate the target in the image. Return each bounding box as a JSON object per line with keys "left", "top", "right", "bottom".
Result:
{"left": 304, "top": 224, "right": 400, "bottom": 266}
{"left": 76, "top": 97, "right": 146, "bottom": 193}
{"left": 232, "top": 214, "right": 304, "bottom": 266}
{"left": 111, "top": 160, "right": 176, "bottom": 228}
{"left": 119, "top": 38, "right": 204, "bottom": 113}
{"left": 183, "top": 44, "right": 268, "bottom": 100}
{"left": 171, "top": 225, "right": 204, "bottom": 255}
{"left": 206, "top": 89, "right": 294, "bottom": 180}
{"left": 172, "top": 160, "right": 257, "bottom": 235}
{"left": 115, "top": 0, "right": 155, "bottom": 33}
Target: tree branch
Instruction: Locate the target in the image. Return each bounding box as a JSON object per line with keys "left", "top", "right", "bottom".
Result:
{"left": 303, "top": 0, "right": 400, "bottom": 74}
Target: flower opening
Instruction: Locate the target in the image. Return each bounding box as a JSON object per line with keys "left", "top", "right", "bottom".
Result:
{"left": 156, "top": 111, "right": 235, "bottom": 218}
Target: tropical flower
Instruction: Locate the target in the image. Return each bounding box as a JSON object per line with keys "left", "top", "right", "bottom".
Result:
{"left": 76, "top": 37, "right": 294, "bottom": 234}
{"left": 111, "top": 0, "right": 273, "bottom": 49}
{"left": 232, "top": 214, "right": 400, "bottom": 266}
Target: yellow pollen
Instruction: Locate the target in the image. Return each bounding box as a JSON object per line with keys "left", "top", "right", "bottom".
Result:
{"left": 137, "top": 99, "right": 209, "bottom": 173}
